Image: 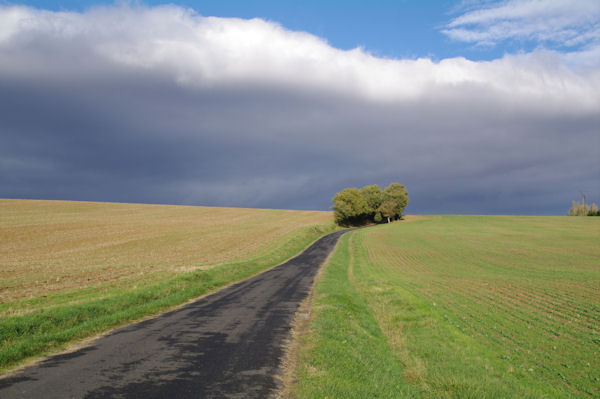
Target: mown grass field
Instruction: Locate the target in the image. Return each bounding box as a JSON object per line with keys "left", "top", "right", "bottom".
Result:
{"left": 0, "top": 199, "right": 335, "bottom": 371}
{"left": 296, "top": 215, "right": 599, "bottom": 398}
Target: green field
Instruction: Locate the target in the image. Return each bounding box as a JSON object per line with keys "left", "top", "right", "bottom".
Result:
{"left": 0, "top": 199, "right": 336, "bottom": 371}
{"left": 295, "top": 216, "right": 600, "bottom": 398}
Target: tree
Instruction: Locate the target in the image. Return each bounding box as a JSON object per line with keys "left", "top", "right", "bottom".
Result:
{"left": 378, "top": 200, "right": 396, "bottom": 223}
{"left": 568, "top": 200, "right": 600, "bottom": 216}
{"left": 381, "top": 183, "right": 409, "bottom": 220}
{"left": 332, "top": 183, "right": 409, "bottom": 226}
{"left": 332, "top": 188, "right": 368, "bottom": 226}
{"left": 359, "top": 184, "right": 383, "bottom": 217}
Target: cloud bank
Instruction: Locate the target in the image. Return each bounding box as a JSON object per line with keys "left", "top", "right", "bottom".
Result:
{"left": 1, "top": 4, "right": 598, "bottom": 214}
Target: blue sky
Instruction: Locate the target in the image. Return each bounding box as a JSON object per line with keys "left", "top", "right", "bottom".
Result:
{"left": 2, "top": 0, "right": 567, "bottom": 60}
{"left": 6, "top": 1, "right": 458, "bottom": 60}
{"left": 1, "top": 1, "right": 599, "bottom": 214}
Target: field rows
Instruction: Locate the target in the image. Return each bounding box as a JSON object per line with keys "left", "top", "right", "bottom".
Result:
{"left": 297, "top": 215, "right": 599, "bottom": 398}
{"left": 362, "top": 216, "right": 599, "bottom": 397}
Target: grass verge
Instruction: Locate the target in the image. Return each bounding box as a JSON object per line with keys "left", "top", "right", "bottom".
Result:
{"left": 1, "top": 203, "right": 338, "bottom": 372}
{"left": 294, "top": 233, "right": 420, "bottom": 398}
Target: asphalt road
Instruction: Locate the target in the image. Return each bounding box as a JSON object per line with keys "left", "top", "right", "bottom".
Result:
{"left": 0, "top": 230, "right": 347, "bottom": 399}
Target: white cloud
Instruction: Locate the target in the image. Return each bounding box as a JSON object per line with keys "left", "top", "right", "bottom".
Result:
{"left": 0, "top": 4, "right": 598, "bottom": 213}
{"left": 443, "top": 0, "right": 600, "bottom": 52}
{"left": 0, "top": 4, "right": 598, "bottom": 109}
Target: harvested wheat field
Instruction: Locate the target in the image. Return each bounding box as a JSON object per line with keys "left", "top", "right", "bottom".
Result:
{"left": 0, "top": 199, "right": 335, "bottom": 370}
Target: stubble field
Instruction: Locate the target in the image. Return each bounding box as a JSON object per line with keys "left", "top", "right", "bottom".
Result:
{"left": 0, "top": 199, "right": 335, "bottom": 370}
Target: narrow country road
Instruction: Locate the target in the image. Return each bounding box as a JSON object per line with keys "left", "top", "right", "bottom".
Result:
{"left": 0, "top": 230, "right": 347, "bottom": 399}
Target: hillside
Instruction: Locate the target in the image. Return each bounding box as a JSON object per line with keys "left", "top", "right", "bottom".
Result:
{"left": 0, "top": 199, "right": 335, "bottom": 370}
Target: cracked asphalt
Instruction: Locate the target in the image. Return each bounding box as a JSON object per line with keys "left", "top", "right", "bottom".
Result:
{"left": 0, "top": 230, "right": 347, "bottom": 399}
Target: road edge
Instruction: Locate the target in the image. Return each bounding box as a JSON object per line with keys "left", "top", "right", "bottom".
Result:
{"left": 274, "top": 229, "right": 352, "bottom": 399}
{"left": 0, "top": 227, "right": 344, "bottom": 379}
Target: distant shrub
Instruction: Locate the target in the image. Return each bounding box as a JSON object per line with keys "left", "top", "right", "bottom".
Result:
{"left": 373, "top": 212, "right": 383, "bottom": 223}
{"left": 568, "top": 201, "right": 599, "bottom": 216}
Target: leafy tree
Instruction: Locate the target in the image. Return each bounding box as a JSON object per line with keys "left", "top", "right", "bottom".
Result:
{"left": 359, "top": 185, "right": 383, "bottom": 217}
{"left": 378, "top": 200, "right": 397, "bottom": 223}
{"left": 332, "top": 188, "right": 368, "bottom": 226}
{"left": 332, "top": 183, "right": 409, "bottom": 226}
{"left": 381, "top": 183, "right": 409, "bottom": 220}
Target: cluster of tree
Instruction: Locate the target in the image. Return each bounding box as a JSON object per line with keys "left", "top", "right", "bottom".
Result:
{"left": 332, "top": 183, "right": 409, "bottom": 226}
{"left": 568, "top": 201, "right": 600, "bottom": 216}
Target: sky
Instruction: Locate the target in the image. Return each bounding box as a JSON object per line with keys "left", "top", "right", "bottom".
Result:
{"left": 0, "top": 0, "right": 599, "bottom": 214}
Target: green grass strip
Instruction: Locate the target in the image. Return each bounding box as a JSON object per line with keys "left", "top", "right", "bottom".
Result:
{"left": 294, "top": 232, "right": 421, "bottom": 398}
{"left": 0, "top": 223, "right": 338, "bottom": 371}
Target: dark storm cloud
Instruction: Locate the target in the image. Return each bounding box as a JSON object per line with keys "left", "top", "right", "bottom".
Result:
{"left": 1, "top": 4, "right": 598, "bottom": 214}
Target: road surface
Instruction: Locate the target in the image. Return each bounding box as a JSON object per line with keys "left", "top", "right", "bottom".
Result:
{"left": 0, "top": 230, "right": 347, "bottom": 399}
